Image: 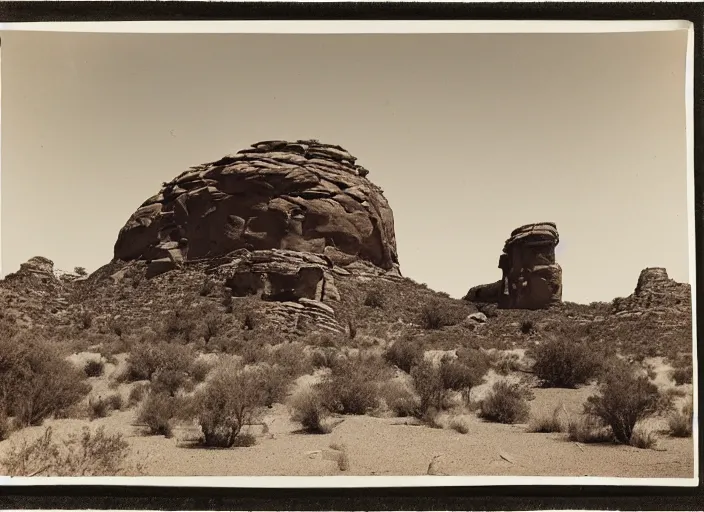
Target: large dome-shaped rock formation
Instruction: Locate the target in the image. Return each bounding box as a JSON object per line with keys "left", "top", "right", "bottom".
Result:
{"left": 465, "top": 222, "right": 562, "bottom": 310}
{"left": 114, "top": 140, "right": 399, "bottom": 275}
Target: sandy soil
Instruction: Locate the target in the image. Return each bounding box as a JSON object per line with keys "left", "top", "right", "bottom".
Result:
{"left": 0, "top": 382, "right": 693, "bottom": 478}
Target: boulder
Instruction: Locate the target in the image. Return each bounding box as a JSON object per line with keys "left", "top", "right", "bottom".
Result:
{"left": 113, "top": 140, "right": 399, "bottom": 273}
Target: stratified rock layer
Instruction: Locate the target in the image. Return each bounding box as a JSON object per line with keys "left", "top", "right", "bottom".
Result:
{"left": 613, "top": 267, "right": 691, "bottom": 317}
{"left": 113, "top": 140, "right": 399, "bottom": 277}
{"left": 465, "top": 222, "right": 562, "bottom": 310}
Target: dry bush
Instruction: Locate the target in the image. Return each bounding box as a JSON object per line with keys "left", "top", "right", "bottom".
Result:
{"left": 186, "top": 362, "right": 268, "bottom": 448}
{"left": 384, "top": 338, "right": 424, "bottom": 373}
{"left": 136, "top": 392, "right": 177, "bottom": 437}
{"left": 0, "top": 335, "right": 90, "bottom": 427}
{"left": 478, "top": 380, "right": 534, "bottom": 424}
{"left": 254, "top": 363, "right": 293, "bottom": 408}
{"left": 449, "top": 416, "right": 470, "bottom": 434}
{"left": 528, "top": 405, "right": 567, "bottom": 433}
{"left": 630, "top": 423, "right": 659, "bottom": 449}
{"left": 410, "top": 360, "right": 445, "bottom": 418}
{"left": 266, "top": 342, "right": 313, "bottom": 378}
{"left": 532, "top": 337, "right": 602, "bottom": 388}
{"left": 162, "top": 307, "right": 201, "bottom": 342}
{"left": 83, "top": 359, "right": 105, "bottom": 378}
{"left": 363, "top": 288, "right": 386, "bottom": 308}
{"left": 439, "top": 355, "right": 487, "bottom": 404}
{"left": 125, "top": 342, "right": 204, "bottom": 396}
{"left": 420, "top": 300, "right": 449, "bottom": 330}
{"left": 289, "top": 387, "right": 330, "bottom": 434}
{"left": 318, "top": 357, "right": 384, "bottom": 415}
{"left": 584, "top": 361, "right": 670, "bottom": 444}
{"left": 128, "top": 383, "right": 150, "bottom": 407}
{"left": 0, "top": 425, "right": 138, "bottom": 476}
{"left": 567, "top": 414, "right": 614, "bottom": 443}
{"left": 88, "top": 394, "right": 123, "bottom": 420}
{"left": 379, "top": 380, "right": 420, "bottom": 417}
{"left": 668, "top": 398, "right": 693, "bottom": 438}
{"left": 671, "top": 366, "right": 693, "bottom": 386}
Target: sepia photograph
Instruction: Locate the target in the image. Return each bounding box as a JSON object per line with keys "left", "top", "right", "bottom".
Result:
{"left": 0, "top": 20, "right": 696, "bottom": 485}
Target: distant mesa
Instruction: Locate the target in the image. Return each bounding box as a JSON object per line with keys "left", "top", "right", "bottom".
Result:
{"left": 113, "top": 139, "right": 400, "bottom": 278}
{"left": 464, "top": 222, "right": 562, "bottom": 310}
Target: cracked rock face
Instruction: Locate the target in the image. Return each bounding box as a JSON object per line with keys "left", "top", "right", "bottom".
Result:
{"left": 113, "top": 140, "right": 399, "bottom": 274}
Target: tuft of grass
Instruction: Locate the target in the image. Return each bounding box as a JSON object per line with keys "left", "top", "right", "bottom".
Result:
{"left": 567, "top": 415, "right": 614, "bottom": 443}
{"left": 629, "top": 423, "right": 659, "bottom": 449}
{"left": 527, "top": 405, "right": 567, "bottom": 433}
{"left": 449, "top": 416, "right": 470, "bottom": 434}
{"left": 668, "top": 399, "right": 693, "bottom": 438}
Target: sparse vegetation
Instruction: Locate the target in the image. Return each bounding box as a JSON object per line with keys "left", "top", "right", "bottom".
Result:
{"left": 478, "top": 380, "right": 534, "bottom": 424}
{"left": 380, "top": 379, "right": 420, "bottom": 417}
{"left": 318, "top": 356, "right": 385, "bottom": 415}
{"left": 449, "top": 416, "right": 470, "bottom": 434}
{"left": 629, "top": 423, "right": 659, "bottom": 450}
{"left": 89, "top": 394, "right": 123, "bottom": 420}
{"left": 410, "top": 360, "right": 445, "bottom": 419}
{"left": 671, "top": 366, "right": 693, "bottom": 385}
{"left": 420, "top": 300, "right": 449, "bottom": 330}
{"left": 0, "top": 425, "right": 138, "bottom": 476}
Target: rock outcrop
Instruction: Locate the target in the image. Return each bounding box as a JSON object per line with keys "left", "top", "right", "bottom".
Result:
{"left": 613, "top": 267, "right": 691, "bottom": 317}
{"left": 113, "top": 140, "right": 399, "bottom": 278}
{"left": 465, "top": 222, "right": 562, "bottom": 310}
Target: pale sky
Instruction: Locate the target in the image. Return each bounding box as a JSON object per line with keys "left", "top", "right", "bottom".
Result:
{"left": 0, "top": 30, "right": 690, "bottom": 303}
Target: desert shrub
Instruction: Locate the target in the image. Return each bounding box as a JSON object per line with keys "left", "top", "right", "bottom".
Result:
{"left": 364, "top": 288, "right": 385, "bottom": 308}
{"left": 128, "top": 383, "right": 150, "bottom": 407}
{"left": 189, "top": 358, "right": 213, "bottom": 383}
{"left": 439, "top": 355, "right": 487, "bottom": 404}
{"left": 532, "top": 337, "right": 602, "bottom": 388}
{"left": 0, "top": 335, "right": 90, "bottom": 427}
{"left": 137, "top": 392, "right": 177, "bottom": 437}
{"left": 671, "top": 366, "right": 693, "bottom": 385}
{"left": 254, "top": 363, "right": 293, "bottom": 407}
{"left": 310, "top": 347, "right": 341, "bottom": 369}
{"left": 289, "top": 387, "right": 330, "bottom": 434}
{"left": 584, "top": 362, "right": 669, "bottom": 444}
{"left": 567, "top": 414, "right": 614, "bottom": 443}
{"left": 88, "top": 396, "right": 110, "bottom": 420}
{"left": 187, "top": 362, "right": 268, "bottom": 447}
{"left": 527, "top": 405, "right": 566, "bottom": 433}
{"left": 630, "top": 423, "right": 659, "bottom": 449}
{"left": 487, "top": 351, "right": 521, "bottom": 376}
{"left": 162, "top": 307, "right": 199, "bottom": 342}
{"left": 420, "top": 301, "right": 448, "bottom": 330}
{"left": 520, "top": 320, "right": 536, "bottom": 335}
{"left": 83, "top": 359, "right": 105, "bottom": 378}
{"left": 410, "top": 360, "right": 445, "bottom": 418}
{"left": 478, "top": 380, "right": 534, "bottom": 424}
{"left": 201, "top": 311, "right": 224, "bottom": 344}
{"left": 125, "top": 342, "right": 198, "bottom": 396}
{"left": 384, "top": 338, "right": 424, "bottom": 373}
{"left": 668, "top": 398, "right": 693, "bottom": 438}
{"left": 0, "top": 407, "right": 11, "bottom": 441}
{"left": 449, "top": 416, "right": 470, "bottom": 434}
{"left": 0, "top": 425, "right": 137, "bottom": 476}
{"left": 79, "top": 309, "right": 93, "bottom": 330}
{"left": 380, "top": 380, "right": 420, "bottom": 417}
{"left": 267, "top": 343, "right": 313, "bottom": 378}
{"left": 318, "top": 358, "right": 382, "bottom": 415}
